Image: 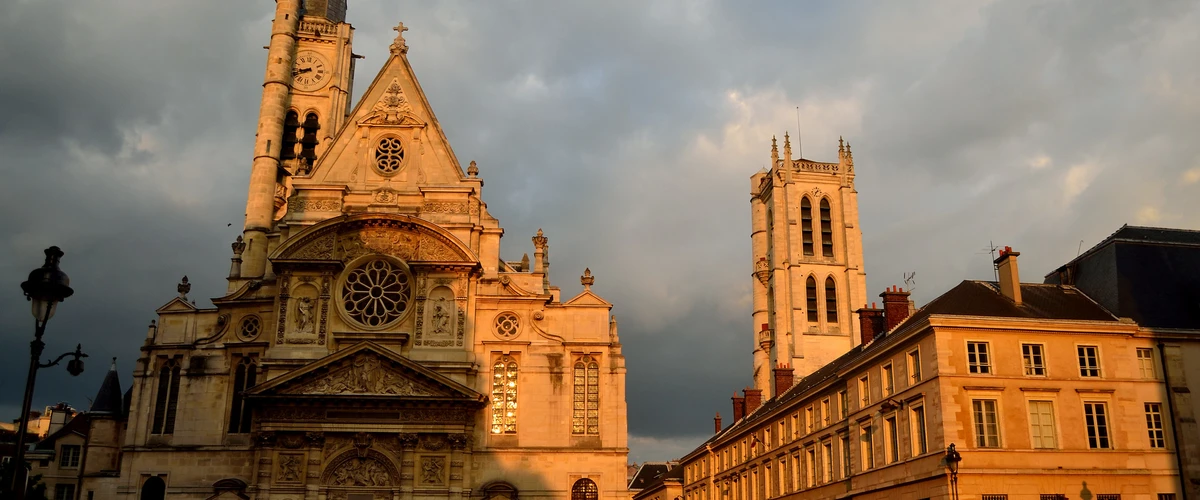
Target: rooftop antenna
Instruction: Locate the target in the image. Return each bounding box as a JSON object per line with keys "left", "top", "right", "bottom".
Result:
{"left": 795, "top": 106, "right": 803, "bottom": 160}
{"left": 903, "top": 272, "right": 916, "bottom": 295}
{"left": 979, "top": 241, "right": 1000, "bottom": 280}
{"left": 1077, "top": 239, "right": 1085, "bottom": 257}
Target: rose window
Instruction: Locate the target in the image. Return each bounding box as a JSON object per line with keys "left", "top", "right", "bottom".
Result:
{"left": 375, "top": 136, "right": 404, "bottom": 174}
{"left": 494, "top": 312, "right": 519, "bottom": 338}
{"left": 341, "top": 259, "right": 411, "bottom": 328}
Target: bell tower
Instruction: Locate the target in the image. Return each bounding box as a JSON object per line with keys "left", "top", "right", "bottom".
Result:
{"left": 241, "top": 0, "right": 355, "bottom": 279}
{"left": 749, "top": 135, "right": 868, "bottom": 393}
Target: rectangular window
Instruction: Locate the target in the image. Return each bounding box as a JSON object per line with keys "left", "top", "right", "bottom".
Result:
{"left": 1146, "top": 403, "right": 1166, "bottom": 449}
{"left": 1028, "top": 400, "right": 1057, "bottom": 449}
{"left": 806, "top": 406, "right": 814, "bottom": 434}
{"left": 1158, "top": 494, "right": 1177, "bottom": 500}
{"left": 884, "top": 415, "right": 899, "bottom": 464}
{"left": 792, "top": 413, "right": 800, "bottom": 438}
{"left": 54, "top": 485, "right": 76, "bottom": 500}
{"left": 821, "top": 398, "right": 831, "bottom": 426}
{"left": 840, "top": 433, "right": 851, "bottom": 478}
{"left": 1137, "top": 348, "right": 1156, "bottom": 379}
{"left": 822, "top": 441, "right": 834, "bottom": 483}
{"left": 1041, "top": 495, "right": 1068, "bottom": 500}
{"left": 968, "top": 342, "right": 991, "bottom": 374}
{"left": 1084, "top": 401, "right": 1111, "bottom": 449}
{"left": 859, "top": 375, "right": 870, "bottom": 407}
{"left": 908, "top": 349, "right": 922, "bottom": 384}
{"left": 1078, "top": 345, "right": 1101, "bottom": 377}
{"left": 58, "top": 444, "right": 81, "bottom": 468}
{"left": 910, "top": 404, "right": 928, "bottom": 455}
{"left": 1097, "top": 495, "right": 1121, "bottom": 500}
{"left": 882, "top": 363, "right": 894, "bottom": 396}
{"left": 764, "top": 427, "right": 773, "bottom": 450}
{"left": 982, "top": 496, "right": 1009, "bottom": 500}
{"left": 839, "top": 390, "right": 849, "bottom": 419}
{"left": 860, "top": 424, "right": 874, "bottom": 470}
{"left": 972, "top": 399, "right": 1001, "bottom": 448}
{"left": 805, "top": 447, "right": 816, "bottom": 487}
{"left": 1022, "top": 343, "right": 1046, "bottom": 376}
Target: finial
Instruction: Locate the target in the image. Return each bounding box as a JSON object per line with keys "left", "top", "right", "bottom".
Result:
{"left": 533, "top": 228, "right": 547, "bottom": 250}
{"left": 232, "top": 235, "right": 247, "bottom": 256}
{"left": 467, "top": 160, "right": 479, "bottom": 178}
{"left": 390, "top": 22, "right": 410, "bottom": 55}
{"left": 110, "top": 357, "right": 117, "bottom": 371}
{"left": 520, "top": 253, "right": 530, "bottom": 271}
{"left": 581, "top": 268, "right": 594, "bottom": 290}
{"left": 177, "top": 276, "right": 191, "bottom": 298}
{"left": 771, "top": 136, "right": 778, "bottom": 150}
{"left": 783, "top": 131, "right": 790, "bottom": 146}
{"left": 838, "top": 136, "right": 845, "bottom": 153}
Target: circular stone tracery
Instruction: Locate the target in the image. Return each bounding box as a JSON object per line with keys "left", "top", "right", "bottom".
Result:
{"left": 341, "top": 259, "right": 411, "bottom": 328}
{"left": 375, "top": 136, "right": 404, "bottom": 174}
{"left": 494, "top": 312, "right": 519, "bottom": 338}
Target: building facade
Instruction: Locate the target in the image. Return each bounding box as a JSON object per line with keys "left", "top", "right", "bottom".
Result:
{"left": 681, "top": 250, "right": 1182, "bottom": 500}
{"left": 78, "top": 2, "right": 628, "bottom": 499}
{"left": 749, "top": 134, "right": 868, "bottom": 392}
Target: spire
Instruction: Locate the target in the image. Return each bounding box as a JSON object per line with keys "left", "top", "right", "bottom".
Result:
{"left": 90, "top": 358, "right": 123, "bottom": 415}
{"left": 770, "top": 136, "right": 779, "bottom": 166}
{"left": 783, "top": 132, "right": 792, "bottom": 162}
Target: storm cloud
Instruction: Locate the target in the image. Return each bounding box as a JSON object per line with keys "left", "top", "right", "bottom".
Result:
{"left": 1, "top": 1, "right": 1197, "bottom": 462}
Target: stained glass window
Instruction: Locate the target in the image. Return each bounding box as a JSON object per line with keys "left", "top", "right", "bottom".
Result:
{"left": 491, "top": 356, "right": 518, "bottom": 434}
{"left": 573, "top": 355, "right": 600, "bottom": 434}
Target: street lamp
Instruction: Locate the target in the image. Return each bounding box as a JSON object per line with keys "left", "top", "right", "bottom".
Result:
{"left": 945, "top": 443, "right": 962, "bottom": 500}
{"left": 6, "top": 247, "right": 84, "bottom": 500}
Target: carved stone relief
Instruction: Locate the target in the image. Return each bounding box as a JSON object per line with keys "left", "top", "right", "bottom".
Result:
{"left": 287, "top": 353, "right": 440, "bottom": 396}
{"left": 287, "top": 283, "right": 320, "bottom": 344}
{"left": 419, "top": 456, "right": 446, "bottom": 486}
{"left": 277, "top": 453, "right": 305, "bottom": 483}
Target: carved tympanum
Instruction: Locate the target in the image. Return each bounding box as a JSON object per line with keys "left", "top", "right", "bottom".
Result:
{"left": 288, "top": 354, "right": 439, "bottom": 396}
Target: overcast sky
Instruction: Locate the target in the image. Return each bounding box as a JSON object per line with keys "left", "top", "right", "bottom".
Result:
{"left": 1, "top": 0, "right": 1198, "bottom": 463}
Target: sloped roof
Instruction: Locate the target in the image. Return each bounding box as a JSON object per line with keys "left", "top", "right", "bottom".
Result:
{"left": 628, "top": 462, "right": 674, "bottom": 490}
{"left": 33, "top": 413, "right": 89, "bottom": 450}
{"left": 89, "top": 359, "right": 123, "bottom": 415}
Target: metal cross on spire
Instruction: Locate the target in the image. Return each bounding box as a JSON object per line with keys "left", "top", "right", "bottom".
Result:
{"left": 390, "top": 22, "right": 410, "bottom": 54}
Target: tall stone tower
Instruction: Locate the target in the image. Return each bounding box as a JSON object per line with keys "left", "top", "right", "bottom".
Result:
{"left": 749, "top": 134, "right": 867, "bottom": 393}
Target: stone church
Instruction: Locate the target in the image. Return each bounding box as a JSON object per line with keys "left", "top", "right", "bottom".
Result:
{"left": 79, "top": 2, "right": 629, "bottom": 499}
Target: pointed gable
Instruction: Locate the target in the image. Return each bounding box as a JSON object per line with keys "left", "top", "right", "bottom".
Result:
{"left": 246, "top": 342, "right": 484, "bottom": 402}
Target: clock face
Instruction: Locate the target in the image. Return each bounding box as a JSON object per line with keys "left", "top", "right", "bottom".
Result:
{"left": 292, "top": 51, "right": 330, "bottom": 91}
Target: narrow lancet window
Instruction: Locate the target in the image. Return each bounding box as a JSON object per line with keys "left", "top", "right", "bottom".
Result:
{"left": 228, "top": 357, "right": 257, "bottom": 434}
{"left": 820, "top": 199, "right": 834, "bottom": 257}
{"left": 572, "top": 355, "right": 600, "bottom": 435}
{"left": 151, "top": 360, "right": 181, "bottom": 435}
{"left": 299, "top": 112, "right": 320, "bottom": 165}
{"left": 825, "top": 277, "right": 838, "bottom": 323}
{"left": 281, "top": 111, "right": 300, "bottom": 161}
{"left": 801, "top": 199, "right": 814, "bottom": 256}
{"left": 491, "top": 356, "right": 519, "bottom": 434}
{"left": 806, "top": 276, "right": 818, "bottom": 323}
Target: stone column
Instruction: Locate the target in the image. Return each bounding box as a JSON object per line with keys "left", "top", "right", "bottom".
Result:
{"left": 306, "top": 432, "right": 325, "bottom": 500}
{"left": 255, "top": 432, "right": 277, "bottom": 498}
{"left": 449, "top": 434, "right": 470, "bottom": 499}
{"left": 400, "top": 433, "right": 418, "bottom": 496}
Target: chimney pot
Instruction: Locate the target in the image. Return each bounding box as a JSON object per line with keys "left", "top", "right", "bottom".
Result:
{"left": 879, "top": 285, "right": 912, "bottom": 332}
{"left": 714, "top": 412, "right": 723, "bottom": 433}
{"left": 744, "top": 388, "right": 764, "bottom": 415}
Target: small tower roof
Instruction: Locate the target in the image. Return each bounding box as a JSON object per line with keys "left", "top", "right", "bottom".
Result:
{"left": 89, "top": 358, "right": 123, "bottom": 415}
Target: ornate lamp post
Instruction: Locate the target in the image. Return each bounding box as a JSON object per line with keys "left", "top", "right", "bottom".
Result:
{"left": 945, "top": 443, "right": 962, "bottom": 500}
{"left": 6, "top": 247, "right": 85, "bottom": 500}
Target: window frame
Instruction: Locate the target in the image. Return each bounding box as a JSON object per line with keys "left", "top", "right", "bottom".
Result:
{"left": 1027, "top": 400, "right": 1058, "bottom": 449}
{"left": 1022, "top": 342, "right": 1047, "bottom": 377}
{"left": 1077, "top": 345, "right": 1102, "bottom": 378}
{"left": 1145, "top": 402, "right": 1166, "bottom": 449}
{"left": 1083, "top": 401, "right": 1112, "bottom": 449}
{"left": 967, "top": 341, "right": 992, "bottom": 375}
{"left": 1136, "top": 348, "right": 1156, "bottom": 379}
{"left": 859, "top": 423, "right": 875, "bottom": 470}
{"left": 858, "top": 374, "right": 870, "bottom": 408}
{"left": 883, "top": 413, "right": 900, "bottom": 464}
{"left": 907, "top": 348, "right": 922, "bottom": 384}
{"left": 972, "top": 399, "right": 1002, "bottom": 448}
{"left": 58, "top": 444, "right": 81, "bottom": 468}
{"left": 882, "top": 363, "right": 894, "bottom": 397}
{"left": 910, "top": 402, "right": 928, "bottom": 456}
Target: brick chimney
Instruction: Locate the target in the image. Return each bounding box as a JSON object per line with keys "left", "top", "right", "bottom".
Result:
{"left": 744, "top": 388, "right": 764, "bottom": 415}
{"left": 731, "top": 393, "right": 745, "bottom": 422}
{"left": 880, "top": 286, "right": 912, "bottom": 332}
{"left": 995, "top": 246, "right": 1022, "bottom": 304}
{"left": 856, "top": 303, "right": 885, "bottom": 345}
{"left": 714, "top": 412, "right": 723, "bottom": 433}
{"left": 773, "top": 363, "right": 795, "bottom": 397}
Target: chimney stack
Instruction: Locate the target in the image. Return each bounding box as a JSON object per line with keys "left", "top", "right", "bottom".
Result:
{"left": 731, "top": 393, "right": 745, "bottom": 422}
{"left": 773, "top": 363, "right": 795, "bottom": 397}
{"left": 714, "top": 412, "right": 723, "bottom": 433}
{"left": 857, "top": 302, "right": 885, "bottom": 345}
{"left": 744, "top": 388, "right": 764, "bottom": 415}
{"left": 995, "top": 246, "right": 1022, "bottom": 304}
{"left": 880, "top": 286, "right": 912, "bottom": 331}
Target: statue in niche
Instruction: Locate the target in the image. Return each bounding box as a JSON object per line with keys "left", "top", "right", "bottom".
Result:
{"left": 296, "top": 297, "right": 315, "bottom": 334}
{"left": 431, "top": 297, "right": 450, "bottom": 334}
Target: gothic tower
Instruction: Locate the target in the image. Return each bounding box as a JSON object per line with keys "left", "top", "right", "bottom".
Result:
{"left": 749, "top": 134, "right": 867, "bottom": 393}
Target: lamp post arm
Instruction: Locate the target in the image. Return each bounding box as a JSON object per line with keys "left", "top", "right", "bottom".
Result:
{"left": 38, "top": 344, "right": 87, "bottom": 369}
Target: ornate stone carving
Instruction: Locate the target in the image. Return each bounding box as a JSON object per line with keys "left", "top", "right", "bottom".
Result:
{"left": 255, "top": 431, "right": 277, "bottom": 448}
{"left": 177, "top": 276, "right": 191, "bottom": 298}
{"left": 447, "top": 434, "right": 469, "bottom": 450}
{"left": 277, "top": 453, "right": 304, "bottom": 483}
{"left": 422, "top": 201, "right": 468, "bottom": 214}
{"left": 390, "top": 22, "right": 409, "bottom": 55}
{"left": 360, "top": 78, "right": 420, "bottom": 125}
{"left": 374, "top": 187, "right": 400, "bottom": 203}
{"left": 327, "top": 457, "right": 391, "bottom": 487}
{"left": 399, "top": 433, "right": 419, "bottom": 449}
{"left": 290, "top": 198, "right": 342, "bottom": 212}
{"left": 420, "top": 434, "right": 446, "bottom": 451}
{"left": 353, "top": 432, "right": 373, "bottom": 458}
{"left": 420, "top": 457, "right": 446, "bottom": 485}
{"left": 754, "top": 257, "right": 771, "bottom": 286}
{"left": 278, "top": 433, "right": 306, "bottom": 449}
{"left": 419, "top": 234, "right": 462, "bottom": 261}
{"left": 306, "top": 431, "right": 325, "bottom": 448}
{"left": 289, "top": 354, "right": 439, "bottom": 396}
{"left": 290, "top": 232, "right": 336, "bottom": 260}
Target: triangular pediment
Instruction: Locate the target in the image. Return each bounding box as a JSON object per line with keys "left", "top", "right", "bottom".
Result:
{"left": 296, "top": 40, "right": 469, "bottom": 191}
{"left": 563, "top": 289, "right": 613, "bottom": 307}
{"left": 156, "top": 296, "right": 199, "bottom": 314}
{"left": 247, "top": 342, "right": 483, "bottom": 401}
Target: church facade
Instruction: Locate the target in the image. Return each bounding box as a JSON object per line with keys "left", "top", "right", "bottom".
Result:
{"left": 80, "top": 2, "right": 628, "bottom": 499}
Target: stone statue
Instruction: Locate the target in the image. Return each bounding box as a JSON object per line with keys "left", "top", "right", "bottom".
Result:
{"left": 296, "top": 297, "right": 314, "bottom": 334}
{"left": 432, "top": 297, "right": 450, "bottom": 334}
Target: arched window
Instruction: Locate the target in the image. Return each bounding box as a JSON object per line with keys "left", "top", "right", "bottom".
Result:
{"left": 572, "top": 355, "right": 600, "bottom": 435}
{"left": 806, "top": 277, "right": 818, "bottom": 323}
{"left": 228, "top": 357, "right": 257, "bottom": 434}
{"left": 819, "top": 199, "right": 834, "bottom": 257}
{"left": 299, "top": 112, "right": 320, "bottom": 165}
{"left": 151, "top": 360, "right": 181, "bottom": 435}
{"left": 491, "top": 356, "right": 519, "bottom": 434}
{"left": 572, "top": 479, "right": 599, "bottom": 500}
{"left": 281, "top": 110, "right": 300, "bottom": 161}
{"left": 140, "top": 476, "right": 166, "bottom": 500}
{"left": 825, "top": 277, "right": 838, "bottom": 323}
{"left": 800, "top": 198, "right": 814, "bottom": 256}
